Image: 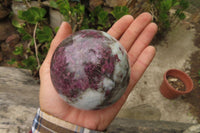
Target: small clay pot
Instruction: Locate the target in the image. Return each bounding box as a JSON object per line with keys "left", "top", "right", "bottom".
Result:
{"left": 160, "top": 69, "right": 193, "bottom": 99}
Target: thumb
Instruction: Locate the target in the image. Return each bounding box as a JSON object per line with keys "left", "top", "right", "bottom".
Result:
{"left": 44, "top": 22, "right": 72, "bottom": 65}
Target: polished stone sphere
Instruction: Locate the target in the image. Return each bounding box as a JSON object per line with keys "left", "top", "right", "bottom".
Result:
{"left": 50, "top": 30, "right": 130, "bottom": 110}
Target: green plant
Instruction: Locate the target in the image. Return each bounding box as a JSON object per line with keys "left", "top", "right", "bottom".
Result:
{"left": 111, "top": 6, "right": 129, "bottom": 20}
{"left": 10, "top": 6, "right": 54, "bottom": 75}
{"left": 50, "top": 0, "right": 85, "bottom": 32}
{"left": 18, "top": 7, "right": 46, "bottom": 24}
{"left": 50, "top": 0, "right": 129, "bottom": 32}
{"left": 96, "top": 7, "right": 109, "bottom": 29}
{"left": 10, "top": 0, "right": 129, "bottom": 76}
{"left": 87, "top": 6, "right": 110, "bottom": 30}
{"left": 13, "top": 44, "right": 24, "bottom": 56}
{"left": 150, "top": 0, "right": 189, "bottom": 34}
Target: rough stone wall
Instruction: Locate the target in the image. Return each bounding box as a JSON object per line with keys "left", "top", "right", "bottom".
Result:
{"left": 0, "top": 67, "right": 39, "bottom": 132}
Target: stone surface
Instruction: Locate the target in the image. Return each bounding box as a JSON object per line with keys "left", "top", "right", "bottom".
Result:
{"left": 0, "top": 19, "right": 16, "bottom": 41}
{"left": 119, "top": 24, "right": 199, "bottom": 123}
{"left": 0, "top": 0, "right": 12, "bottom": 7}
{"left": 0, "top": 7, "right": 9, "bottom": 20}
{"left": 107, "top": 118, "right": 195, "bottom": 133}
{"left": 184, "top": 124, "right": 200, "bottom": 133}
{"left": 0, "top": 67, "right": 39, "bottom": 132}
{"left": 117, "top": 104, "right": 161, "bottom": 121}
{"left": 89, "top": 0, "right": 104, "bottom": 10}
{"left": 0, "top": 52, "right": 2, "bottom": 62}
{"left": 49, "top": 8, "right": 63, "bottom": 30}
{"left": 0, "top": 42, "right": 15, "bottom": 65}
{"left": 5, "top": 33, "right": 20, "bottom": 46}
{"left": 1, "top": 42, "right": 11, "bottom": 53}
{"left": 11, "top": 1, "right": 27, "bottom": 23}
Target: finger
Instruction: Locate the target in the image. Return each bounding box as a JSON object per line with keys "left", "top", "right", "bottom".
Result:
{"left": 128, "top": 23, "right": 158, "bottom": 66}
{"left": 109, "top": 46, "right": 156, "bottom": 112}
{"left": 107, "top": 15, "right": 134, "bottom": 40}
{"left": 126, "top": 46, "right": 156, "bottom": 96}
{"left": 44, "top": 22, "right": 72, "bottom": 64}
{"left": 120, "top": 12, "right": 153, "bottom": 51}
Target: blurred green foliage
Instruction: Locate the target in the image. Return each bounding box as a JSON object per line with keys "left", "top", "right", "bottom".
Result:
{"left": 150, "top": 0, "right": 189, "bottom": 34}
{"left": 9, "top": 0, "right": 129, "bottom": 76}
{"left": 9, "top": 6, "right": 53, "bottom": 74}
{"left": 50, "top": 0, "right": 129, "bottom": 32}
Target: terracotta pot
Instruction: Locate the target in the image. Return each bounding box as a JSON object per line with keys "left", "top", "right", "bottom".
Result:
{"left": 160, "top": 69, "right": 193, "bottom": 99}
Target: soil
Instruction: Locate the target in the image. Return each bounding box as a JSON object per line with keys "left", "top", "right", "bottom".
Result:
{"left": 167, "top": 76, "right": 186, "bottom": 91}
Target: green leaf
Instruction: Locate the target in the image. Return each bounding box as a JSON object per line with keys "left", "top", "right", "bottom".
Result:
{"left": 178, "top": 12, "right": 186, "bottom": 20}
{"left": 93, "top": 6, "right": 103, "bottom": 16}
{"left": 56, "top": 0, "right": 70, "bottom": 16}
{"left": 180, "top": 0, "right": 189, "bottom": 10}
{"left": 175, "top": 9, "right": 181, "bottom": 16}
{"left": 30, "top": 39, "right": 34, "bottom": 46}
{"left": 50, "top": 0, "right": 58, "bottom": 8}
{"left": 17, "top": 27, "right": 32, "bottom": 41}
{"left": 13, "top": 44, "right": 23, "bottom": 56}
{"left": 22, "top": 33, "right": 32, "bottom": 41}
{"left": 12, "top": 20, "right": 25, "bottom": 28}
{"left": 79, "top": 4, "right": 85, "bottom": 13}
{"left": 22, "top": 56, "right": 37, "bottom": 71}
{"left": 18, "top": 7, "right": 46, "bottom": 24}
{"left": 54, "top": 27, "right": 59, "bottom": 33}
{"left": 97, "top": 26, "right": 103, "bottom": 30}
{"left": 111, "top": 6, "right": 129, "bottom": 20}
{"left": 159, "top": 0, "right": 174, "bottom": 12}
{"left": 97, "top": 10, "right": 109, "bottom": 26}
{"left": 36, "top": 26, "right": 53, "bottom": 43}
{"left": 174, "top": 2, "right": 180, "bottom": 6}
{"left": 12, "top": 20, "right": 32, "bottom": 41}
{"left": 7, "top": 59, "right": 17, "bottom": 65}
{"left": 80, "top": 17, "right": 89, "bottom": 30}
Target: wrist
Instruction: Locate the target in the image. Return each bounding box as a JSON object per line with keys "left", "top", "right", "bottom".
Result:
{"left": 32, "top": 108, "right": 106, "bottom": 133}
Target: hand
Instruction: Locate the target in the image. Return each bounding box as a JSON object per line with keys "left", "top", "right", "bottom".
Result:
{"left": 39, "top": 12, "right": 157, "bottom": 131}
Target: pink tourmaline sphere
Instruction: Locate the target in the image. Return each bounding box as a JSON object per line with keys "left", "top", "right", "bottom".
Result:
{"left": 50, "top": 30, "right": 130, "bottom": 110}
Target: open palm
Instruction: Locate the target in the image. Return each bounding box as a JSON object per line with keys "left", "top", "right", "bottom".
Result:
{"left": 39, "top": 13, "right": 157, "bottom": 131}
